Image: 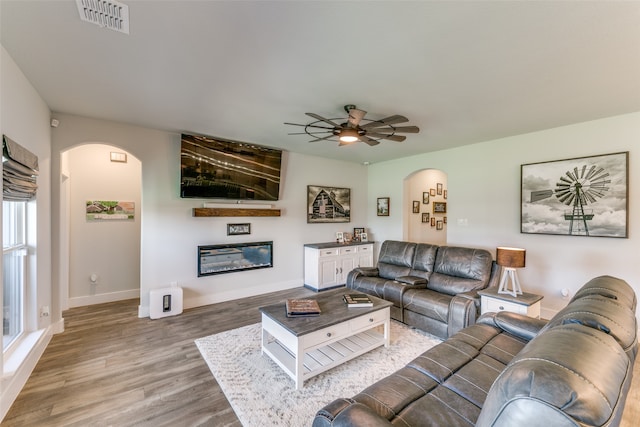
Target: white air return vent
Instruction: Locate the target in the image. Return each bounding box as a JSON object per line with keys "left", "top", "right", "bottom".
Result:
{"left": 76, "top": 0, "right": 129, "bottom": 34}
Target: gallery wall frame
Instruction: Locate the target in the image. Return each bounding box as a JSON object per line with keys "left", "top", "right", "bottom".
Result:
{"left": 307, "top": 185, "right": 351, "bottom": 223}
{"left": 433, "top": 201, "right": 447, "bottom": 214}
{"left": 521, "top": 151, "right": 628, "bottom": 238}
{"left": 412, "top": 200, "right": 420, "bottom": 213}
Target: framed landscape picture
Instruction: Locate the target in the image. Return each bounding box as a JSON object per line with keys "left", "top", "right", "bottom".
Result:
{"left": 521, "top": 152, "right": 628, "bottom": 237}
{"left": 307, "top": 185, "right": 351, "bottom": 223}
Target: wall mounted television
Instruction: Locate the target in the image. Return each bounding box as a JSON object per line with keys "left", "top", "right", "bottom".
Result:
{"left": 180, "top": 133, "right": 282, "bottom": 201}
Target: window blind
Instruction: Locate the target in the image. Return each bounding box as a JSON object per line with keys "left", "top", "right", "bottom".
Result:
{"left": 2, "top": 135, "right": 39, "bottom": 201}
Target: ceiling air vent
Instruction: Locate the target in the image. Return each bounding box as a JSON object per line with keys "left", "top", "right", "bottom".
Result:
{"left": 75, "top": 0, "right": 129, "bottom": 34}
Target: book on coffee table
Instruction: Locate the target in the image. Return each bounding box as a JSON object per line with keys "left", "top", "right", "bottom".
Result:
{"left": 285, "top": 299, "right": 321, "bottom": 317}
{"left": 343, "top": 293, "right": 373, "bottom": 307}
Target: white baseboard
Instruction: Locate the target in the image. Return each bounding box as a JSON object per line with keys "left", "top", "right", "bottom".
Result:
{"left": 69, "top": 289, "right": 139, "bottom": 308}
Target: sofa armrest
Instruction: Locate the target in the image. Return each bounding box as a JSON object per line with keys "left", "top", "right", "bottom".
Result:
{"left": 477, "top": 311, "right": 547, "bottom": 341}
{"left": 448, "top": 295, "right": 478, "bottom": 337}
{"left": 395, "top": 275, "right": 427, "bottom": 287}
{"left": 352, "top": 267, "right": 379, "bottom": 277}
{"left": 312, "top": 399, "right": 393, "bottom": 427}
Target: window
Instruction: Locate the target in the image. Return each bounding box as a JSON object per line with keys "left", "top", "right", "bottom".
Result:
{"left": 3, "top": 200, "right": 26, "bottom": 351}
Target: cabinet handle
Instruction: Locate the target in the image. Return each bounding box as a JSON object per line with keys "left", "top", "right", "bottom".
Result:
{"left": 340, "top": 267, "right": 343, "bottom": 273}
{"left": 326, "top": 332, "right": 332, "bottom": 337}
{"left": 336, "top": 268, "right": 339, "bottom": 274}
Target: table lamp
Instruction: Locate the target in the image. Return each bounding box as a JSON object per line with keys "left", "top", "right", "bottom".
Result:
{"left": 496, "top": 247, "right": 526, "bottom": 297}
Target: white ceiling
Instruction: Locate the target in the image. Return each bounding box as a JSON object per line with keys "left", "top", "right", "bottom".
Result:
{"left": 1, "top": 1, "right": 639, "bottom": 164}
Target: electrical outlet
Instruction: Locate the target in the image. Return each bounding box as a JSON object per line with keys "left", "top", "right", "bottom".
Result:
{"left": 40, "top": 306, "right": 50, "bottom": 317}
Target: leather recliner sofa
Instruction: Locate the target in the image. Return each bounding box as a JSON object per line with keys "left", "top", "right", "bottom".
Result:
{"left": 347, "top": 240, "right": 500, "bottom": 339}
{"left": 313, "top": 275, "right": 638, "bottom": 427}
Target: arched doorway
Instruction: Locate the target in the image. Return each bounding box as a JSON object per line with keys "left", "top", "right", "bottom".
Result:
{"left": 59, "top": 144, "right": 141, "bottom": 309}
{"left": 403, "top": 168, "right": 448, "bottom": 244}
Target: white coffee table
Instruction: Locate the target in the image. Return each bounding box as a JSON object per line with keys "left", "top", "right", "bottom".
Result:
{"left": 259, "top": 291, "right": 392, "bottom": 389}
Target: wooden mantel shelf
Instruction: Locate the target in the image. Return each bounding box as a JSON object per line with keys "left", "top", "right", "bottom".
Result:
{"left": 193, "top": 207, "right": 281, "bottom": 217}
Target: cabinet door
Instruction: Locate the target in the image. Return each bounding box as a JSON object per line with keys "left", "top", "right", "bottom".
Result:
{"left": 356, "top": 245, "right": 374, "bottom": 268}
{"left": 318, "top": 257, "right": 339, "bottom": 289}
{"left": 338, "top": 255, "right": 355, "bottom": 284}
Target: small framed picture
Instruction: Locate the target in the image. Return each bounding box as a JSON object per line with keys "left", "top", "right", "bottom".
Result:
{"left": 443, "top": 190, "right": 448, "bottom": 199}
{"left": 431, "top": 217, "right": 436, "bottom": 227}
{"left": 360, "top": 232, "right": 368, "bottom": 242}
{"left": 437, "top": 183, "right": 443, "bottom": 195}
{"left": 377, "top": 197, "right": 390, "bottom": 216}
{"left": 336, "top": 231, "right": 344, "bottom": 243}
{"left": 353, "top": 227, "right": 365, "bottom": 241}
{"left": 412, "top": 201, "right": 420, "bottom": 213}
{"left": 422, "top": 192, "right": 429, "bottom": 204}
{"left": 422, "top": 212, "right": 429, "bottom": 223}
{"left": 437, "top": 220, "right": 444, "bottom": 230}
{"left": 430, "top": 188, "right": 436, "bottom": 197}
{"left": 227, "top": 223, "right": 251, "bottom": 235}
{"left": 444, "top": 216, "right": 447, "bottom": 224}
{"left": 433, "top": 201, "right": 447, "bottom": 214}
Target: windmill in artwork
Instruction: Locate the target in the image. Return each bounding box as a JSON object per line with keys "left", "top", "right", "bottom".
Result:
{"left": 530, "top": 164, "right": 611, "bottom": 236}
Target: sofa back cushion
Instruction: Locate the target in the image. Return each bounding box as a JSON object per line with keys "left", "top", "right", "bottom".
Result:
{"left": 570, "top": 275, "right": 637, "bottom": 311}
{"left": 476, "top": 323, "right": 634, "bottom": 427}
{"left": 408, "top": 243, "right": 439, "bottom": 280}
{"left": 377, "top": 240, "right": 416, "bottom": 280}
{"left": 427, "top": 246, "right": 493, "bottom": 295}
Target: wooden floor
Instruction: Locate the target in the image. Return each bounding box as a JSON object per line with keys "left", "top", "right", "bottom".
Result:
{"left": 2, "top": 287, "right": 639, "bottom": 426}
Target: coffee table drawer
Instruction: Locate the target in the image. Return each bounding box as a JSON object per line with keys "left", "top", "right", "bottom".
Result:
{"left": 304, "top": 324, "right": 349, "bottom": 347}
{"left": 350, "top": 308, "right": 389, "bottom": 331}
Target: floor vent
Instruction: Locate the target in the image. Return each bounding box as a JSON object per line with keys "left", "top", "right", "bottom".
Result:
{"left": 75, "top": 0, "right": 129, "bottom": 34}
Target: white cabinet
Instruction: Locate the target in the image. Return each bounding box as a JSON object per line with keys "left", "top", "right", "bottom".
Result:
{"left": 304, "top": 242, "right": 374, "bottom": 291}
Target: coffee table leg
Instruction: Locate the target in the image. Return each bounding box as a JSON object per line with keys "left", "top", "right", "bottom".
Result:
{"left": 295, "top": 339, "right": 303, "bottom": 389}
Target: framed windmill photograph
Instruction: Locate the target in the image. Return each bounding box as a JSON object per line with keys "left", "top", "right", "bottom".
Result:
{"left": 521, "top": 152, "right": 628, "bottom": 238}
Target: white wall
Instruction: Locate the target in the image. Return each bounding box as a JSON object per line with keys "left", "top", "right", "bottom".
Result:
{"left": 368, "top": 112, "right": 640, "bottom": 318}
{"left": 0, "top": 46, "right": 54, "bottom": 421}
{"left": 50, "top": 114, "right": 369, "bottom": 316}
{"left": 65, "top": 144, "right": 141, "bottom": 306}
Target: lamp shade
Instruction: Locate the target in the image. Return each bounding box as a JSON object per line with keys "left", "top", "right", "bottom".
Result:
{"left": 496, "top": 247, "right": 526, "bottom": 268}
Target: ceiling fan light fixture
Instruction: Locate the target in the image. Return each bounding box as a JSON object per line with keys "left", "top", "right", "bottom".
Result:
{"left": 338, "top": 128, "right": 360, "bottom": 143}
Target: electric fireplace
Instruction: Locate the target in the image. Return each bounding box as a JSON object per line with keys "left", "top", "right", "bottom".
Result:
{"left": 198, "top": 241, "right": 273, "bottom": 277}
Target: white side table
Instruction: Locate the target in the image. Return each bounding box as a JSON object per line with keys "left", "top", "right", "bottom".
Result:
{"left": 479, "top": 288, "right": 543, "bottom": 319}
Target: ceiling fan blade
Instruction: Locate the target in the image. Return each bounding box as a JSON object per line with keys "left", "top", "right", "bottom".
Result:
{"left": 366, "top": 132, "right": 406, "bottom": 142}
{"left": 389, "top": 126, "right": 420, "bottom": 133}
{"left": 288, "top": 131, "right": 332, "bottom": 135}
{"left": 305, "top": 113, "right": 342, "bottom": 129}
{"left": 347, "top": 108, "right": 367, "bottom": 127}
{"left": 308, "top": 134, "right": 336, "bottom": 143}
{"left": 284, "top": 122, "right": 334, "bottom": 130}
{"left": 360, "top": 115, "right": 409, "bottom": 129}
{"left": 359, "top": 135, "right": 380, "bottom": 146}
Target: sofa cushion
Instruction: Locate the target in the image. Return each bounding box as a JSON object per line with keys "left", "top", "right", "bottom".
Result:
{"left": 428, "top": 246, "right": 493, "bottom": 295}
{"left": 407, "top": 243, "right": 438, "bottom": 280}
{"left": 477, "top": 323, "right": 633, "bottom": 427}
{"left": 377, "top": 240, "right": 416, "bottom": 280}
{"left": 403, "top": 288, "right": 451, "bottom": 323}
{"left": 571, "top": 274, "right": 637, "bottom": 310}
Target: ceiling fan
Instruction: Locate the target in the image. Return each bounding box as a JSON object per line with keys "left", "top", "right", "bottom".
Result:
{"left": 284, "top": 104, "right": 420, "bottom": 146}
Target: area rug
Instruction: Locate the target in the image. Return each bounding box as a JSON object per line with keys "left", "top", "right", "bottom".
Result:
{"left": 195, "top": 320, "right": 441, "bottom": 426}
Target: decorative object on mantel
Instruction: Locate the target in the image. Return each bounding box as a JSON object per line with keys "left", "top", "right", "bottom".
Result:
{"left": 285, "top": 104, "right": 419, "bottom": 147}
{"left": 521, "top": 151, "right": 628, "bottom": 238}
{"left": 496, "top": 247, "right": 526, "bottom": 297}
{"left": 377, "top": 197, "right": 389, "bottom": 216}
{"left": 307, "top": 185, "right": 351, "bottom": 223}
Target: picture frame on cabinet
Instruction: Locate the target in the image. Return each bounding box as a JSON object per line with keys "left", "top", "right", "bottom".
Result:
{"left": 360, "top": 232, "right": 368, "bottom": 242}
{"left": 353, "top": 227, "right": 365, "bottom": 241}
{"left": 377, "top": 197, "right": 390, "bottom": 216}
{"left": 336, "top": 231, "right": 344, "bottom": 243}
